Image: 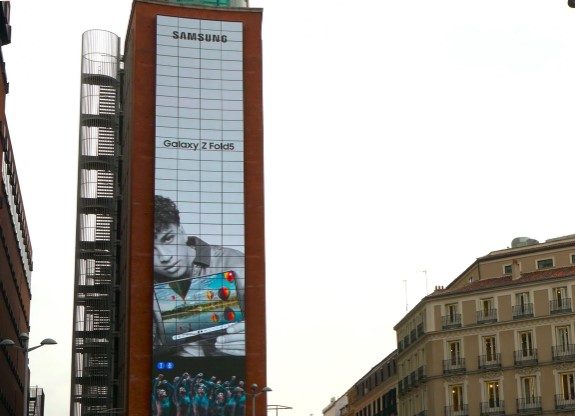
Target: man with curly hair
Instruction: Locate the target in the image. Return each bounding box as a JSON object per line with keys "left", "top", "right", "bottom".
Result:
{"left": 153, "top": 194, "right": 245, "bottom": 357}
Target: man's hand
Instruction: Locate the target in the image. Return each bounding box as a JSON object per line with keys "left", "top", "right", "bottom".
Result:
{"left": 215, "top": 322, "right": 245, "bottom": 356}
{"left": 179, "top": 341, "right": 206, "bottom": 357}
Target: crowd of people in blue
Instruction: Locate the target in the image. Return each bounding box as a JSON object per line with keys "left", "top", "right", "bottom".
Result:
{"left": 152, "top": 372, "right": 247, "bottom": 416}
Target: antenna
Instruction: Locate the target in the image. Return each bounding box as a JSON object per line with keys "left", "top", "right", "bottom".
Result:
{"left": 419, "top": 270, "right": 428, "bottom": 295}
{"left": 402, "top": 279, "right": 408, "bottom": 311}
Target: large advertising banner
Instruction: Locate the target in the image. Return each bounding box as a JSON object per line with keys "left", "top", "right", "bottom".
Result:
{"left": 152, "top": 15, "right": 246, "bottom": 416}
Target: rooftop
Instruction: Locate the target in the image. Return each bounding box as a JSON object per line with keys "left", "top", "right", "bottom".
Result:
{"left": 429, "top": 265, "right": 575, "bottom": 298}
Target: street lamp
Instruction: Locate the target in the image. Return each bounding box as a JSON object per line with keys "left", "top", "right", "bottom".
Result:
{"left": 267, "top": 404, "right": 293, "bottom": 416}
{"left": 250, "top": 384, "right": 272, "bottom": 416}
{"left": 0, "top": 333, "right": 57, "bottom": 416}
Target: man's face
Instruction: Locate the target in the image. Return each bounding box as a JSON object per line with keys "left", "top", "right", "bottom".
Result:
{"left": 154, "top": 224, "right": 195, "bottom": 279}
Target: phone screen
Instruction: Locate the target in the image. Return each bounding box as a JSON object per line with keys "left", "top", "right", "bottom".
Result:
{"left": 154, "top": 270, "right": 244, "bottom": 344}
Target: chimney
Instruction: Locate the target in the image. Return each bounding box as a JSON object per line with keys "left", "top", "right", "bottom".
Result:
{"left": 511, "top": 259, "right": 521, "bottom": 280}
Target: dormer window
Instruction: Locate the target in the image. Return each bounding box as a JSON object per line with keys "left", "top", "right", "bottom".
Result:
{"left": 536, "top": 258, "right": 554, "bottom": 270}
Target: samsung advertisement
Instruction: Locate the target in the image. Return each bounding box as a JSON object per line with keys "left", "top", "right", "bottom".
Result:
{"left": 152, "top": 15, "right": 246, "bottom": 415}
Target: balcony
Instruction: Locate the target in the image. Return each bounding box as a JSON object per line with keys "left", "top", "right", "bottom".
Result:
{"left": 555, "top": 394, "right": 575, "bottom": 411}
{"left": 398, "top": 379, "right": 406, "bottom": 396}
{"left": 403, "top": 375, "right": 411, "bottom": 391}
{"left": 512, "top": 303, "right": 533, "bottom": 319}
{"left": 409, "top": 371, "right": 418, "bottom": 388}
{"left": 514, "top": 348, "right": 538, "bottom": 366}
{"left": 442, "top": 314, "right": 462, "bottom": 330}
{"left": 416, "top": 322, "right": 425, "bottom": 337}
{"left": 443, "top": 357, "right": 466, "bottom": 374}
{"left": 444, "top": 405, "right": 469, "bottom": 416}
{"left": 552, "top": 344, "right": 575, "bottom": 362}
{"left": 478, "top": 353, "right": 501, "bottom": 370}
{"left": 480, "top": 400, "right": 505, "bottom": 415}
{"left": 417, "top": 365, "right": 426, "bottom": 382}
{"left": 516, "top": 397, "right": 541, "bottom": 414}
{"left": 476, "top": 308, "right": 498, "bottom": 324}
{"left": 550, "top": 298, "right": 572, "bottom": 314}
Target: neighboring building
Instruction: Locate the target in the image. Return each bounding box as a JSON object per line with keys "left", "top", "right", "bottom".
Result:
{"left": 28, "top": 386, "right": 45, "bottom": 416}
{"left": 335, "top": 351, "right": 397, "bottom": 416}
{"left": 323, "top": 394, "right": 349, "bottom": 416}
{"left": 0, "top": 2, "right": 35, "bottom": 416}
{"left": 350, "top": 351, "right": 397, "bottom": 416}
{"left": 395, "top": 234, "right": 575, "bottom": 415}
{"left": 70, "top": 1, "right": 265, "bottom": 415}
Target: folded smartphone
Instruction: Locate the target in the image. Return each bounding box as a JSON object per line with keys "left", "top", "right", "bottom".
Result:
{"left": 154, "top": 270, "right": 244, "bottom": 345}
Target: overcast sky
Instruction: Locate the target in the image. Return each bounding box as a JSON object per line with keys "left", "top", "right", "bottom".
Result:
{"left": 4, "top": 1, "right": 575, "bottom": 415}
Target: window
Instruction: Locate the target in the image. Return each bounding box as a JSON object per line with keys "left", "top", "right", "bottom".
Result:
{"left": 554, "top": 287, "right": 568, "bottom": 301}
{"left": 485, "top": 381, "right": 501, "bottom": 408}
{"left": 503, "top": 264, "right": 512, "bottom": 274}
{"left": 516, "top": 292, "right": 530, "bottom": 306}
{"left": 557, "top": 326, "right": 571, "bottom": 349}
{"left": 449, "top": 340, "right": 461, "bottom": 364}
{"left": 521, "top": 376, "right": 536, "bottom": 403}
{"left": 536, "top": 258, "right": 554, "bottom": 269}
{"left": 571, "top": 254, "right": 575, "bottom": 264}
{"left": 553, "top": 287, "right": 568, "bottom": 305}
{"left": 519, "top": 331, "right": 534, "bottom": 357}
{"left": 560, "top": 372, "right": 575, "bottom": 401}
{"left": 514, "top": 291, "right": 533, "bottom": 317}
{"left": 450, "top": 385, "right": 464, "bottom": 411}
{"left": 447, "top": 303, "right": 458, "bottom": 321}
{"left": 484, "top": 336, "right": 497, "bottom": 362}
{"left": 481, "top": 298, "right": 493, "bottom": 316}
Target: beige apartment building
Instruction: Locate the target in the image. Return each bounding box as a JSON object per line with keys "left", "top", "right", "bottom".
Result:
{"left": 395, "top": 234, "right": 575, "bottom": 416}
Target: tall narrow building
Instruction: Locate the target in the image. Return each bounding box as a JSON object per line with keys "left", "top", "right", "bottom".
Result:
{"left": 70, "top": 1, "right": 266, "bottom": 415}
{"left": 0, "top": 2, "right": 35, "bottom": 416}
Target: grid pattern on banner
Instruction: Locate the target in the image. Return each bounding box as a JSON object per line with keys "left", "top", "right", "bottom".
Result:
{"left": 155, "top": 16, "right": 244, "bottom": 251}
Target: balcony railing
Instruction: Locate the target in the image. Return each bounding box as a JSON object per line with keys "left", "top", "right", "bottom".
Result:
{"left": 514, "top": 348, "right": 537, "bottom": 366}
{"left": 550, "top": 298, "right": 572, "bottom": 314}
{"left": 516, "top": 397, "right": 541, "bottom": 414}
{"left": 480, "top": 400, "right": 505, "bottom": 415}
{"left": 442, "top": 314, "right": 462, "bottom": 330}
{"left": 476, "top": 308, "right": 498, "bottom": 324}
{"left": 555, "top": 394, "right": 575, "bottom": 410}
{"left": 552, "top": 344, "right": 575, "bottom": 362}
{"left": 444, "top": 404, "right": 469, "bottom": 416}
{"left": 443, "top": 357, "right": 465, "bottom": 374}
{"left": 478, "top": 353, "right": 501, "bottom": 370}
{"left": 512, "top": 303, "right": 534, "bottom": 319}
